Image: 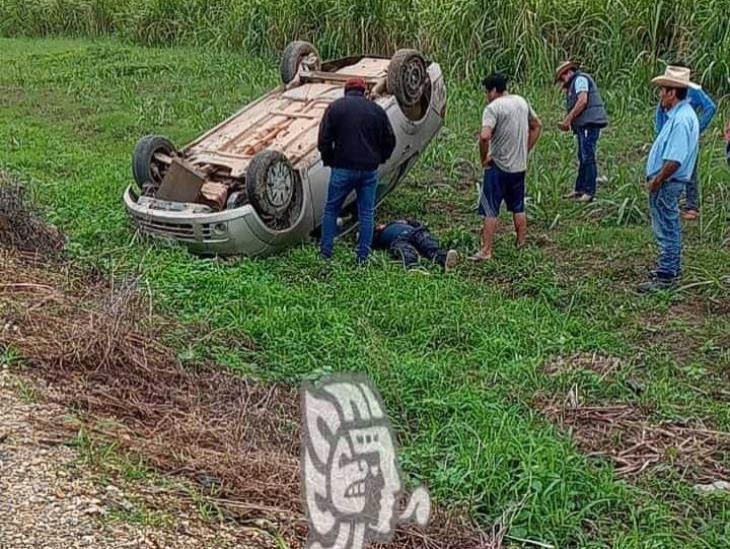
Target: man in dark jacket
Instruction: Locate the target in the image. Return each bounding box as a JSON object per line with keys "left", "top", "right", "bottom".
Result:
{"left": 373, "top": 219, "right": 458, "bottom": 271}
{"left": 318, "top": 77, "right": 396, "bottom": 263}
{"left": 555, "top": 61, "right": 609, "bottom": 202}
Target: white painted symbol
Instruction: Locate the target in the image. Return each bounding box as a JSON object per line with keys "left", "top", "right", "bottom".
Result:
{"left": 302, "top": 374, "right": 431, "bottom": 549}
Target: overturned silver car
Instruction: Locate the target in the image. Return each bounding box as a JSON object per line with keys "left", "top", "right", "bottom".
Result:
{"left": 124, "top": 41, "right": 446, "bottom": 256}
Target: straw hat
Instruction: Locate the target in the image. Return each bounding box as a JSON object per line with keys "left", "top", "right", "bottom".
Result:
{"left": 651, "top": 66, "right": 700, "bottom": 89}
{"left": 554, "top": 61, "right": 579, "bottom": 82}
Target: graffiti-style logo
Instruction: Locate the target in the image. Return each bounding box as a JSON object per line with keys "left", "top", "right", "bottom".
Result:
{"left": 302, "top": 374, "right": 430, "bottom": 549}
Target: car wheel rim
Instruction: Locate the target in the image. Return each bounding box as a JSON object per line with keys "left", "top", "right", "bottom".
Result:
{"left": 266, "top": 161, "right": 293, "bottom": 209}
{"left": 403, "top": 57, "right": 426, "bottom": 103}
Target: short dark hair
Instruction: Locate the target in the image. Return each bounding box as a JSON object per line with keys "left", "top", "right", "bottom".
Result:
{"left": 663, "top": 86, "right": 688, "bottom": 101}
{"left": 482, "top": 73, "right": 508, "bottom": 93}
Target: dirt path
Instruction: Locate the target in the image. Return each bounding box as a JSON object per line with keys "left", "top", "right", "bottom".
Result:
{"left": 0, "top": 371, "right": 272, "bottom": 549}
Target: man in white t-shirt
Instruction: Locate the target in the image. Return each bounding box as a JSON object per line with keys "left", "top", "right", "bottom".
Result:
{"left": 470, "top": 73, "right": 542, "bottom": 261}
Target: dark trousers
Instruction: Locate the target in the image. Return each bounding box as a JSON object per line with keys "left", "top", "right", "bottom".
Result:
{"left": 389, "top": 225, "right": 446, "bottom": 269}
{"left": 574, "top": 127, "right": 601, "bottom": 196}
{"left": 683, "top": 161, "right": 699, "bottom": 211}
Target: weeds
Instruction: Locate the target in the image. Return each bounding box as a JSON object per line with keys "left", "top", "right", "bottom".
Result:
{"left": 0, "top": 172, "right": 65, "bottom": 254}
{"left": 0, "top": 0, "right": 728, "bottom": 90}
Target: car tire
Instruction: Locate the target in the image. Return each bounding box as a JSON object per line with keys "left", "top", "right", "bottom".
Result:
{"left": 387, "top": 49, "right": 428, "bottom": 108}
{"left": 132, "top": 135, "right": 176, "bottom": 191}
{"left": 280, "top": 41, "right": 321, "bottom": 84}
{"left": 246, "top": 150, "right": 302, "bottom": 227}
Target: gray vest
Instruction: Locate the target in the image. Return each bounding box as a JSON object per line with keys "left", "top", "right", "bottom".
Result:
{"left": 566, "top": 72, "right": 608, "bottom": 131}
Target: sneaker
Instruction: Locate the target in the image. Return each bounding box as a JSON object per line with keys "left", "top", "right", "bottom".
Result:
{"left": 563, "top": 191, "right": 581, "bottom": 199}
{"left": 682, "top": 209, "right": 699, "bottom": 220}
{"left": 577, "top": 193, "right": 594, "bottom": 203}
{"left": 444, "top": 249, "right": 459, "bottom": 272}
{"left": 468, "top": 251, "right": 491, "bottom": 261}
{"left": 637, "top": 276, "right": 678, "bottom": 293}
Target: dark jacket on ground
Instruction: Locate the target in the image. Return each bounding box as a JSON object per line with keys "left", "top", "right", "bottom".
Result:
{"left": 317, "top": 89, "right": 397, "bottom": 171}
{"left": 566, "top": 71, "right": 608, "bottom": 131}
{"left": 373, "top": 219, "right": 417, "bottom": 249}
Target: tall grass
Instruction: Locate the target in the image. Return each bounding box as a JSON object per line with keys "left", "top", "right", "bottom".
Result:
{"left": 1, "top": 0, "right": 729, "bottom": 89}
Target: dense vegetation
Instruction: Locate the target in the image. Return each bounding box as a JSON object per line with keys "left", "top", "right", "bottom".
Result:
{"left": 1, "top": 0, "right": 729, "bottom": 90}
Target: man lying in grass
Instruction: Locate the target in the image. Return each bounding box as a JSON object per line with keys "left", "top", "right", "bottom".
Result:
{"left": 373, "top": 219, "right": 458, "bottom": 271}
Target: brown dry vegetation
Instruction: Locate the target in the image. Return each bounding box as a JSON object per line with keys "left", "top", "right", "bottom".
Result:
{"left": 535, "top": 395, "right": 729, "bottom": 482}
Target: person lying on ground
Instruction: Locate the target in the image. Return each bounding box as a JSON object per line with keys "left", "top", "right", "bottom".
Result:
{"left": 470, "top": 72, "right": 542, "bottom": 261}
{"left": 655, "top": 66, "right": 716, "bottom": 221}
{"left": 318, "top": 77, "right": 396, "bottom": 265}
{"left": 555, "top": 61, "right": 609, "bottom": 203}
{"left": 373, "top": 219, "right": 459, "bottom": 271}
{"left": 639, "top": 66, "right": 699, "bottom": 293}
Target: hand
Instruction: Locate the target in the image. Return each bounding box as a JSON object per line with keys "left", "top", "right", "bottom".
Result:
{"left": 646, "top": 178, "right": 661, "bottom": 193}
{"left": 558, "top": 120, "right": 571, "bottom": 132}
{"left": 724, "top": 120, "right": 730, "bottom": 143}
{"left": 482, "top": 155, "right": 492, "bottom": 168}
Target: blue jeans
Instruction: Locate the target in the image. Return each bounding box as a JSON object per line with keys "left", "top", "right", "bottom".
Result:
{"left": 320, "top": 168, "right": 378, "bottom": 261}
{"left": 684, "top": 162, "right": 699, "bottom": 211}
{"left": 649, "top": 180, "right": 685, "bottom": 278}
{"left": 574, "top": 127, "right": 600, "bottom": 196}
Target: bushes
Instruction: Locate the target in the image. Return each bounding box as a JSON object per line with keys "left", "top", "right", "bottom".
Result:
{"left": 0, "top": 0, "right": 728, "bottom": 90}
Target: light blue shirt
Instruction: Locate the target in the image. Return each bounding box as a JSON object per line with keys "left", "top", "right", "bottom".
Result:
{"left": 646, "top": 100, "right": 699, "bottom": 181}
{"left": 656, "top": 87, "right": 716, "bottom": 134}
{"left": 573, "top": 76, "right": 589, "bottom": 94}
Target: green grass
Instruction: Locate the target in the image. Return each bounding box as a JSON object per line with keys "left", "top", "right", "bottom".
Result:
{"left": 0, "top": 0, "right": 729, "bottom": 90}
{"left": 0, "top": 37, "right": 728, "bottom": 547}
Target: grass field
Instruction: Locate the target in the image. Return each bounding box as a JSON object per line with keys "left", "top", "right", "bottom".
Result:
{"left": 0, "top": 37, "right": 728, "bottom": 547}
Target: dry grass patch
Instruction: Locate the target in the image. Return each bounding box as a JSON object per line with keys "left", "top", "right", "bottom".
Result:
{"left": 536, "top": 396, "right": 729, "bottom": 482}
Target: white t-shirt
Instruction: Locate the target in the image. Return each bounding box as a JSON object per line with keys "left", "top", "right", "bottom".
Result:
{"left": 482, "top": 94, "right": 538, "bottom": 173}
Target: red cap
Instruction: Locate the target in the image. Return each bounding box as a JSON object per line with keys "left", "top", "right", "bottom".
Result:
{"left": 345, "top": 77, "right": 367, "bottom": 91}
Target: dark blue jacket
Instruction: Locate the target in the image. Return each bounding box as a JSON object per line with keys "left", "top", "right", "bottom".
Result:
{"left": 317, "top": 89, "right": 396, "bottom": 171}
{"left": 373, "top": 219, "right": 427, "bottom": 248}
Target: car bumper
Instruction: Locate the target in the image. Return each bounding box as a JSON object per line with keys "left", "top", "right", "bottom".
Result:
{"left": 123, "top": 187, "right": 310, "bottom": 256}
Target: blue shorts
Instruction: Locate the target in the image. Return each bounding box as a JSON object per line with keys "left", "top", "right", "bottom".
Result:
{"left": 479, "top": 166, "right": 526, "bottom": 218}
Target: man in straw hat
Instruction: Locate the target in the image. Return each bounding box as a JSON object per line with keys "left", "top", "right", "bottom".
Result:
{"left": 555, "top": 61, "right": 609, "bottom": 203}
{"left": 655, "top": 66, "right": 716, "bottom": 220}
{"left": 639, "top": 66, "right": 700, "bottom": 293}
